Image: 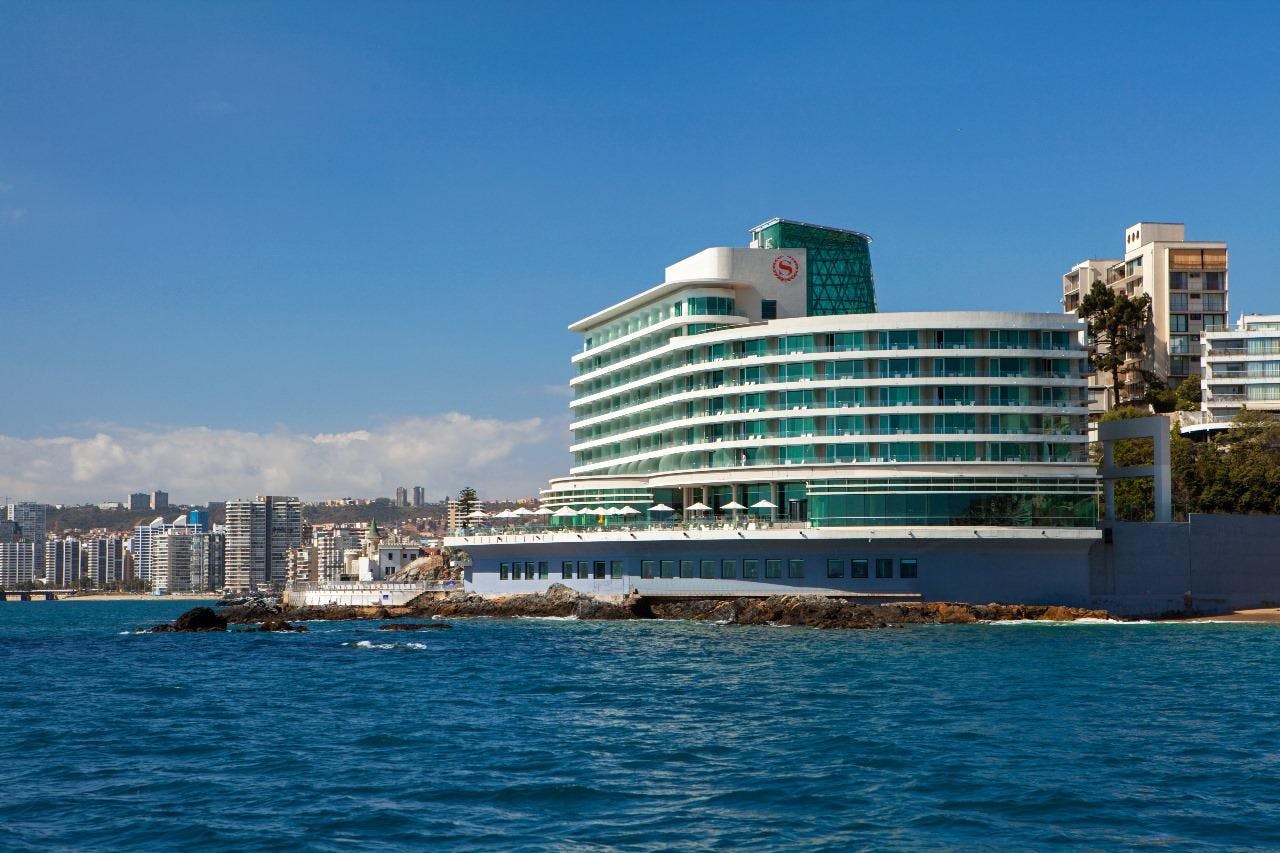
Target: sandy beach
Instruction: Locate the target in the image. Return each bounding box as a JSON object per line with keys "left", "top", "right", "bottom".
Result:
{"left": 1188, "top": 608, "right": 1280, "bottom": 623}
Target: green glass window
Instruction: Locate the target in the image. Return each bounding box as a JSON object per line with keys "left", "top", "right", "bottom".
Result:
{"left": 765, "top": 559, "right": 782, "bottom": 579}
{"left": 831, "top": 388, "right": 865, "bottom": 408}
{"left": 499, "top": 562, "right": 509, "bottom": 580}
{"left": 721, "top": 560, "right": 737, "bottom": 579}
{"left": 788, "top": 559, "right": 805, "bottom": 579}
{"left": 826, "top": 559, "right": 844, "bottom": 579}
{"left": 577, "top": 560, "right": 589, "bottom": 580}
{"left": 761, "top": 300, "right": 777, "bottom": 320}
{"left": 900, "top": 559, "right": 918, "bottom": 579}
{"left": 851, "top": 559, "right": 869, "bottom": 578}
{"left": 525, "top": 562, "right": 536, "bottom": 580}
{"left": 610, "top": 560, "right": 624, "bottom": 579}
{"left": 743, "top": 338, "right": 769, "bottom": 357}
{"left": 743, "top": 559, "right": 760, "bottom": 579}
{"left": 832, "top": 332, "right": 864, "bottom": 351}
{"left": 679, "top": 560, "right": 695, "bottom": 578}
{"left": 783, "top": 362, "right": 816, "bottom": 382}
{"left": 641, "top": 560, "right": 655, "bottom": 579}
{"left": 660, "top": 560, "right": 676, "bottom": 579}
{"left": 699, "top": 560, "right": 716, "bottom": 579}
{"left": 782, "top": 335, "right": 815, "bottom": 354}
{"left": 875, "top": 558, "right": 893, "bottom": 579}
{"left": 593, "top": 561, "right": 606, "bottom": 579}
{"left": 562, "top": 561, "right": 573, "bottom": 579}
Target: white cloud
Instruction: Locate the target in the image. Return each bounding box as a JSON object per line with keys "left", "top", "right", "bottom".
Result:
{"left": 0, "top": 414, "right": 557, "bottom": 505}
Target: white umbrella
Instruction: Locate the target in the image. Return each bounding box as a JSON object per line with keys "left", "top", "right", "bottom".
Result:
{"left": 750, "top": 499, "right": 778, "bottom": 509}
{"left": 533, "top": 507, "right": 554, "bottom": 516}
{"left": 686, "top": 502, "right": 711, "bottom": 512}
{"left": 721, "top": 501, "right": 747, "bottom": 511}
{"left": 603, "top": 507, "right": 621, "bottom": 516}
{"left": 617, "top": 506, "right": 640, "bottom": 515}
{"left": 466, "top": 509, "right": 489, "bottom": 519}
{"left": 494, "top": 509, "right": 519, "bottom": 519}
{"left": 648, "top": 503, "right": 674, "bottom": 513}
{"left": 551, "top": 506, "right": 579, "bottom": 518}
{"left": 590, "top": 506, "right": 609, "bottom": 515}
{"left": 512, "top": 507, "right": 536, "bottom": 516}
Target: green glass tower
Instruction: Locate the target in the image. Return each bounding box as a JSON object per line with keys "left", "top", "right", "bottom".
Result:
{"left": 750, "top": 218, "right": 877, "bottom": 316}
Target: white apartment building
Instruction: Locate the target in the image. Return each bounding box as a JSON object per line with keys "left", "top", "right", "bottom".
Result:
{"left": 83, "top": 535, "right": 125, "bottom": 586}
{"left": 1063, "top": 222, "right": 1228, "bottom": 412}
{"left": 0, "top": 542, "right": 39, "bottom": 587}
{"left": 131, "top": 515, "right": 192, "bottom": 586}
{"left": 1200, "top": 315, "right": 1280, "bottom": 422}
{"left": 45, "top": 537, "right": 81, "bottom": 586}
{"left": 153, "top": 529, "right": 195, "bottom": 594}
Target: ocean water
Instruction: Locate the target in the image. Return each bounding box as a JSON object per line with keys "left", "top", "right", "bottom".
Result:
{"left": 2, "top": 602, "right": 1280, "bottom": 851}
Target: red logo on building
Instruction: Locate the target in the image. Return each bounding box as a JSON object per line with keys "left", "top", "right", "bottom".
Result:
{"left": 772, "top": 254, "right": 799, "bottom": 282}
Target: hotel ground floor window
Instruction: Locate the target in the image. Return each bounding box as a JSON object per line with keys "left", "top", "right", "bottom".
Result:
{"left": 641, "top": 560, "right": 655, "bottom": 579}
{"left": 765, "top": 559, "right": 782, "bottom": 579}
{"left": 900, "top": 559, "right": 918, "bottom": 579}
{"left": 661, "top": 560, "right": 676, "bottom": 578}
{"left": 538, "top": 561, "right": 549, "bottom": 580}
{"left": 875, "top": 558, "right": 893, "bottom": 579}
{"left": 700, "top": 560, "right": 716, "bottom": 579}
{"left": 788, "top": 559, "right": 805, "bottom": 579}
{"left": 827, "top": 559, "right": 844, "bottom": 579}
{"left": 721, "top": 560, "right": 736, "bottom": 579}
{"left": 562, "top": 561, "right": 573, "bottom": 579}
{"left": 578, "top": 561, "right": 589, "bottom": 580}
{"left": 499, "top": 562, "right": 509, "bottom": 580}
{"left": 610, "top": 560, "right": 624, "bottom": 579}
{"left": 512, "top": 561, "right": 523, "bottom": 579}
{"left": 680, "top": 560, "right": 695, "bottom": 578}
{"left": 851, "top": 559, "right": 868, "bottom": 578}
{"left": 743, "top": 559, "right": 760, "bottom": 579}
{"left": 593, "top": 561, "right": 607, "bottom": 579}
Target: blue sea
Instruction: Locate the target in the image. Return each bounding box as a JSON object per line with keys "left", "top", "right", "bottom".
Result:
{"left": 2, "top": 601, "right": 1280, "bottom": 851}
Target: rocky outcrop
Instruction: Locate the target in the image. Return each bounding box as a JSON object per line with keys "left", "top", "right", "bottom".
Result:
{"left": 147, "top": 606, "right": 228, "bottom": 633}
{"left": 164, "top": 588, "right": 1110, "bottom": 634}
{"left": 245, "top": 618, "right": 308, "bottom": 633}
{"left": 377, "top": 622, "right": 452, "bottom": 631}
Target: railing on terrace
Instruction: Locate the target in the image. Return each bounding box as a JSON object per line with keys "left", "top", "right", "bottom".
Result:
{"left": 286, "top": 581, "right": 461, "bottom": 593}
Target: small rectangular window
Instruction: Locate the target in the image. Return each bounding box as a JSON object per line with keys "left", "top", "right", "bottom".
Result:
{"left": 851, "top": 559, "right": 868, "bottom": 578}
{"left": 499, "top": 562, "right": 509, "bottom": 580}
{"left": 700, "top": 560, "right": 716, "bottom": 579}
{"left": 561, "top": 561, "right": 573, "bottom": 579}
{"left": 761, "top": 299, "right": 777, "bottom": 320}
{"left": 721, "top": 559, "right": 737, "bottom": 579}
{"left": 526, "top": 562, "right": 536, "bottom": 580}
{"left": 827, "top": 559, "right": 844, "bottom": 579}
{"left": 900, "top": 558, "right": 918, "bottom": 579}
{"left": 641, "top": 560, "right": 655, "bottom": 579}
{"left": 765, "top": 559, "right": 782, "bottom": 579}
{"left": 511, "top": 561, "right": 522, "bottom": 579}
{"left": 788, "top": 559, "right": 805, "bottom": 579}
{"left": 538, "top": 561, "right": 549, "bottom": 580}
{"left": 743, "top": 559, "right": 760, "bottom": 579}
{"left": 660, "top": 560, "right": 676, "bottom": 579}
{"left": 577, "top": 560, "right": 589, "bottom": 580}
{"left": 875, "top": 558, "right": 893, "bottom": 579}
{"left": 610, "top": 560, "right": 624, "bottom": 579}
{"left": 680, "top": 560, "right": 695, "bottom": 578}
{"left": 593, "top": 561, "right": 607, "bottom": 579}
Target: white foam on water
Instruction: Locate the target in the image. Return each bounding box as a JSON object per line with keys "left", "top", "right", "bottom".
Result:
{"left": 984, "top": 618, "right": 1150, "bottom": 626}
{"left": 347, "top": 639, "right": 428, "bottom": 650}
{"left": 514, "top": 615, "right": 579, "bottom": 621}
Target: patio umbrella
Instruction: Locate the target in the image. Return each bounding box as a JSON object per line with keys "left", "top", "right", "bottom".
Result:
{"left": 685, "top": 502, "right": 711, "bottom": 512}
{"left": 466, "top": 509, "right": 489, "bottom": 519}
{"left": 493, "top": 509, "right": 519, "bottom": 519}
{"left": 617, "top": 506, "right": 640, "bottom": 515}
{"left": 721, "top": 501, "right": 747, "bottom": 511}
{"left": 551, "top": 506, "right": 579, "bottom": 518}
{"left": 512, "top": 507, "right": 536, "bottom": 516}
{"left": 750, "top": 499, "right": 778, "bottom": 509}
{"left": 648, "top": 503, "right": 674, "bottom": 513}
{"left": 532, "top": 507, "right": 554, "bottom": 516}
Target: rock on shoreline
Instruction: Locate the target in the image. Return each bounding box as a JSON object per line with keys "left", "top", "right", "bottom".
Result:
{"left": 155, "top": 584, "right": 1108, "bottom": 632}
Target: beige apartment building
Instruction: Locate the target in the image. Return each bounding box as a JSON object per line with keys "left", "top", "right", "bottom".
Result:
{"left": 1062, "top": 222, "right": 1228, "bottom": 413}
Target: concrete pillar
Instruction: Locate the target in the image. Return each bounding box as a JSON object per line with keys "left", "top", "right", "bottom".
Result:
{"left": 1154, "top": 426, "right": 1171, "bottom": 523}
{"left": 1103, "top": 440, "right": 1116, "bottom": 523}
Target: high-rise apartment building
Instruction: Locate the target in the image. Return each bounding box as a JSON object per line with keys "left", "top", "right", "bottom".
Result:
{"left": 193, "top": 531, "right": 226, "bottom": 591}
{"left": 153, "top": 529, "right": 196, "bottom": 593}
{"left": 394, "top": 486, "right": 409, "bottom": 508}
{"left": 412, "top": 486, "right": 425, "bottom": 507}
{"left": 0, "top": 542, "right": 38, "bottom": 587}
{"left": 6, "top": 502, "right": 47, "bottom": 543}
{"left": 131, "top": 514, "right": 194, "bottom": 586}
{"left": 1062, "top": 222, "right": 1228, "bottom": 412}
{"left": 224, "top": 496, "right": 302, "bottom": 591}
{"left": 45, "top": 537, "right": 81, "bottom": 586}
{"left": 127, "top": 493, "right": 150, "bottom": 511}
{"left": 83, "top": 535, "right": 125, "bottom": 586}
{"left": 151, "top": 490, "right": 170, "bottom": 511}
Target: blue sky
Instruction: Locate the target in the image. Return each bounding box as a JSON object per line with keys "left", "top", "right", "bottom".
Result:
{"left": 3, "top": 0, "right": 1279, "bottom": 503}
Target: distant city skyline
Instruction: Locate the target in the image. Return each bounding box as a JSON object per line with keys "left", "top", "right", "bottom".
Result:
{"left": 4, "top": 1, "right": 1280, "bottom": 502}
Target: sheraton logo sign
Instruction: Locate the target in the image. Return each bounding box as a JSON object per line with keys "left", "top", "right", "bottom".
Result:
{"left": 772, "top": 254, "right": 799, "bottom": 283}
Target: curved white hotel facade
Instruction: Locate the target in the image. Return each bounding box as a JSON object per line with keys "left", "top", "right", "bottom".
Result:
{"left": 449, "top": 220, "right": 1102, "bottom": 603}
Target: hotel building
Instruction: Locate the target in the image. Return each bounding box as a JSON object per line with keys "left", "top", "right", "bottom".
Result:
{"left": 448, "top": 220, "right": 1100, "bottom": 603}
{"left": 1062, "top": 222, "right": 1228, "bottom": 412}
